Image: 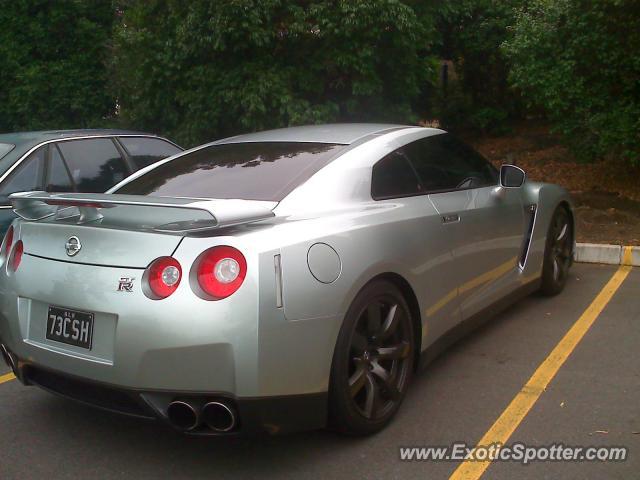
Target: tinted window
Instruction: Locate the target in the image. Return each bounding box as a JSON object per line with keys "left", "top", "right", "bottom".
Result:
{"left": 0, "top": 147, "right": 45, "bottom": 195}
{"left": 405, "top": 134, "right": 498, "bottom": 192}
{"left": 46, "top": 145, "right": 74, "bottom": 192}
{"left": 57, "top": 138, "right": 130, "bottom": 192}
{"left": 119, "top": 137, "right": 182, "bottom": 169}
{"left": 371, "top": 150, "right": 423, "bottom": 199}
{"left": 116, "top": 142, "right": 345, "bottom": 201}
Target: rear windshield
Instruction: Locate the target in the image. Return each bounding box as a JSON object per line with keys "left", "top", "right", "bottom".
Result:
{"left": 0, "top": 143, "right": 15, "bottom": 160}
{"left": 116, "top": 142, "right": 345, "bottom": 201}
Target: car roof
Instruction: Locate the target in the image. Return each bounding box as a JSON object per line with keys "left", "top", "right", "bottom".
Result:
{"left": 217, "top": 123, "right": 411, "bottom": 145}
{"left": 0, "top": 129, "right": 154, "bottom": 149}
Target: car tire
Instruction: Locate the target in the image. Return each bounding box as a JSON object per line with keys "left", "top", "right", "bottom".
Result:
{"left": 540, "top": 205, "right": 573, "bottom": 296}
{"left": 328, "top": 280, "right": 415, "bottom": 435}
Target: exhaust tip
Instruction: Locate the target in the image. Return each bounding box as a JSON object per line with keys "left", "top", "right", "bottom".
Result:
{"left": 167, "top": 400, "right": 199, "bottom": 431}
{"left": 202, "top": 401, "right": 236, "bottom": 432}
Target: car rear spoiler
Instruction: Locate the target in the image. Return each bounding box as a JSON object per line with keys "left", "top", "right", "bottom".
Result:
{"left": 9, "top": 192, "right": 276, "bottom": 233}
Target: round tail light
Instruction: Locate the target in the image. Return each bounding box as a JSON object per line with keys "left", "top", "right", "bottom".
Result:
{"left": 143, "top": 256, "right": 182, "bottom": 299}
{"left": 195, "top": 246, "right": 247, "bottom": 300}
{"left": 1, "top": 226, "right": 14, "bottom": 260}
{"left": 10, "top": 240, "right": 23, "bottom": 272}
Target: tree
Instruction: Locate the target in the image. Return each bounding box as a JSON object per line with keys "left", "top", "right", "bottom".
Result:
{"left": 418, "top": 0, "right": 526, "bottom": 133}
{"left": 0, "top": 0, "right": 115, "bottom": 132}
{"left": 111, "top": 0, "right": 435, "bottom": 147}
{"left": 503, "top": 0, "right": 640, "bottom": 164}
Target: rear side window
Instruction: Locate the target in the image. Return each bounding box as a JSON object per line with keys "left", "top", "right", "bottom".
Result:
{"left": 405, "top": 134, "right": 498, "bottom": 192}
{"left": 116, "top": 142, "right": 345, "bottom": 201}
{"left": 371, "top": 150, "right": 423, "bottom": 199}
{"left": 0, "top": 147, "right": 45, "bottom": 195}
{"left": 57, "top": 138, "right": 130, "bottom": 192}
{"left": 46, "top": 145, "right": 74, "bottom": 192}
{"left": 119, "top": 137, "right": 182, "bottom": 169}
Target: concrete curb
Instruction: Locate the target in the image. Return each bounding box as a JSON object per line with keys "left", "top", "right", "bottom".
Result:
{"left": 574, "top": 243, "right": 639, "bottom": 266}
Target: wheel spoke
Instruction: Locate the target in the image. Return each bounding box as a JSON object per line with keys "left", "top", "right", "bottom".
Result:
{"left": 367, "top": 303, "right": 382, "bottom": 336}
{"left": 349, "top": 364, "right": 367, "bottom": 397}
{"left": 363, "top": 372, "right": 381, "bottom": 418}
{"left": 378, "top": 304, "right": 399, "bottom": 341}
{"left": 370, "top": 360, "right": 401, "bottom": 401}
{"left": 376, "top": 341, "right": 410, "bottom": 361}
{"left": 556, "top": 223, "right": 568, "bottom": 242}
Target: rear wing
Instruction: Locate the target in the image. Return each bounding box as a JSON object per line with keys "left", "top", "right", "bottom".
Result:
{"left": 9, "top": 192, "right": 276, "bottom": 233}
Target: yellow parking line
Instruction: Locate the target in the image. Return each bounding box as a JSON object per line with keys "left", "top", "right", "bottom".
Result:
{"left": 450, "top": 261, "right": 633, "bottom": 480}
{"left": 0, "top": 372, "right": 15, "bottom": 385}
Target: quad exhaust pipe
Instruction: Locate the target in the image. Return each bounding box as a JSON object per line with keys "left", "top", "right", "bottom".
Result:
{"left": 167, "top": 400, "right": 200, "bottom": 431}
{"left": 202, "top": 401, "right": 236, "bottom": 432}
{"left": 166, "top": 399, "right": 237, "bottom": 432}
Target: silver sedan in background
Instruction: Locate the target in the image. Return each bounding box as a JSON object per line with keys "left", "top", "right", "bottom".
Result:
{"left": 0, "top": 124, "right": 574, "bottom": 435}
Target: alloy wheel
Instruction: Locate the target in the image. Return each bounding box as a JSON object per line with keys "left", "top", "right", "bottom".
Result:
{"left": 551, "top": 210, "right": 572, "bottom": 284}
{"left": 347, "top": 297, "right": 412, "bottom": 421}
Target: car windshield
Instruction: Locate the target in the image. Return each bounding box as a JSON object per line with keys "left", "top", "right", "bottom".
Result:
{"left": 0, "top": 143, "right": 15, "bottom": 160}
{"left": 116, "top": 142, "right": 345, "bottom": 201}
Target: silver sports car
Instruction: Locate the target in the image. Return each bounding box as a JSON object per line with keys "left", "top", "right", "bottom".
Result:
{"left": 0, "top": 124, "right": 574, "bottom": 435}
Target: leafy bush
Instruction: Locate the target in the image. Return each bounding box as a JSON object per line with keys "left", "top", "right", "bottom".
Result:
{"left": 503, "top": 0, "right": 640, "bottom": 164}
{"left": 111, "top": 0, "right": 436, "bottom": 147}
{"left": 0, "top": 0, "right": 115, "bottom": 132}
{"left": 422, "top": 0, "right": 525, "bottom": 133}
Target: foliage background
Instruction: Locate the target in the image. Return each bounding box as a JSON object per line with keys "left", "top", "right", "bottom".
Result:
{"left": 0, "top": 0, "right": 115, "bottom": 132}
{"left": 0, "top": 0, "right": 637, "bottom": 165}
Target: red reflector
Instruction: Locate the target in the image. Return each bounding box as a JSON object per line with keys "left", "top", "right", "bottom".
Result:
{"left": 1, "top": 226, "right": 14, "bottom": 260}
{"left": 10, "top": 240, "right": 23, "bottom": 272}
{"left": 195, "top": 246, "right": 246, "bottom": 300}
{"left": 144, "top": 256, "right": 182, "bottom": 299}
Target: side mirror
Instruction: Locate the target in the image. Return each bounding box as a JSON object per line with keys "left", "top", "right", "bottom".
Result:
{"left": 500, "top": 164, "right": 526, "bottom": 188}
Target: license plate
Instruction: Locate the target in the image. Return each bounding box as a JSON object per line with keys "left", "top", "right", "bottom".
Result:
{"left": 46, "top": 306, "right": 94, "bottom": 350}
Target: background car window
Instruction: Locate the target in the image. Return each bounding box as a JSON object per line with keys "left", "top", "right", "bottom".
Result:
{"left": 57, "top": 138, "right": 130, "bottom": 192}
{"left": 405, "top": 134, "right": 498, "bottom": 192}
{"left": 116, "top": 142, "right": 345, "bottom": 201}
{"left": 371, "top": 150, "right": 423, "bottom": 199}
{"left": 119, "top": 137, "right": 182, "bottom": 169}
{"left": 0, "top": 147, "right": 45, "bottom": 195}
{"left": 46, "top": 145, "right": 74, "bottom": 192}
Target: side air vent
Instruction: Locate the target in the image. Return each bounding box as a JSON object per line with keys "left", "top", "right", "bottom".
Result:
{"left": 519, "top": 204, "right": 537, "bottom": 269}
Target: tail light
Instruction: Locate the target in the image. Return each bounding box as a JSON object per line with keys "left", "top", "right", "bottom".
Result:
{"left": 10, "top": 240, "right": 23, "bottom": 272}
{"left": 1, "top": 226, "right": 14, "bottom": 260}
{"left": 143, "top": 256, "right": 182, "bottom": 299}
{"left": 195, "top": 246, "right": 246, "bottom": 300}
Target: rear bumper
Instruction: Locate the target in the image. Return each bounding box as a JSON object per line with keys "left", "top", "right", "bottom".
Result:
{"left": 0, "top": 250, "right": 341, "bottom": 398}
{"left": 2, "top": 347, "right": 327, "bottom": 435}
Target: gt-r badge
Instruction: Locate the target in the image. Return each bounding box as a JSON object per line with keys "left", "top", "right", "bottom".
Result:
{"left": 117, "top": 277, "right": 135, "bottom": 292}
{"left": 65, "top": 236, "right": 81, "bottom": 256}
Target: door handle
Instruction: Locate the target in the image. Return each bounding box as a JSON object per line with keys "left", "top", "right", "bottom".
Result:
{"left": 442, "top": 214, "right": 460, "bottom": 224}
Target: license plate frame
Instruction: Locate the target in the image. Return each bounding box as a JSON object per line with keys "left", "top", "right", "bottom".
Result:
{"left": 46, "top": 305, "right": 94, "bottom": 350}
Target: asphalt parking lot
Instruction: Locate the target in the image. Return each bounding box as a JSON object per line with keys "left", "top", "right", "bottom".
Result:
{"left": 0, "top": 263, "right": 637, "bottom": 479}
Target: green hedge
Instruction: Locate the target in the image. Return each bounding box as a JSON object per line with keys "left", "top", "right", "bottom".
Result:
{"left": 0, "top": 0, "right": 114, "bottom": 132}
{"left": 503, "top": 0, "right": 640, "bottom": 164}
{"left": 111, "top": 0, "right": 435, "bottom": 147}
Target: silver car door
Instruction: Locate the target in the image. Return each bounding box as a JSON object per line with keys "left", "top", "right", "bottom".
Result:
{"left": 370, "top": 148, "right": 462, "bottom": 346}
{"left": 429, "top": 186, "right": 524, "bottom": 319}
{"left": 405, "top": 134, "right": 525, "bottom": 322}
